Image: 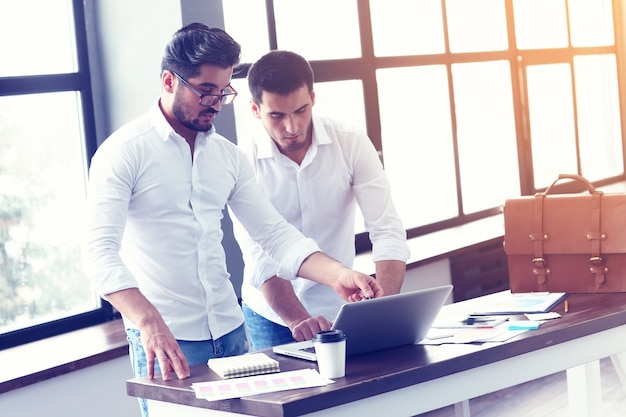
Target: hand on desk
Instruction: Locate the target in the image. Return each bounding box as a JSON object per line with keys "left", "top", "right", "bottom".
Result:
{"left": 105, "top": 288, "right": 191, "bottom": 381}
{"left": 141, "top": 325, "right": 190, "bottom": 381}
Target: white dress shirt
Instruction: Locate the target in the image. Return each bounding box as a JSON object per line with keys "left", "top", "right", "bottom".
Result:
{"left": 234, "top": 114, "right": 410, "bottom": 324}
{"left": 83, "top": 102, "right": 320, "bottom": 341}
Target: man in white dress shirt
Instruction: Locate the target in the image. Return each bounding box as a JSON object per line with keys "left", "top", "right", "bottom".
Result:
{"left": 83, "top": 24, "right": 382, "bottom": 417}
{"left": 234, "top": 50, "right": 410, "bottom": 350}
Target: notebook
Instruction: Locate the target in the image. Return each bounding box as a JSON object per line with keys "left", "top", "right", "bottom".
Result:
{"left": 272, "top": 285, "right": 453, "bottom": 361}
{"left": 208, "top": 352, "right": 280, "bottom": 379}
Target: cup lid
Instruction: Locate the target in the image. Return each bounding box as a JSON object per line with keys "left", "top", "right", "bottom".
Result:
{"left": 313, "top": 329, "right": 346, "bottom": 343}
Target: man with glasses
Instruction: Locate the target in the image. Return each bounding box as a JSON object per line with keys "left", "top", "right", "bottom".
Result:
{"left": 233, "top": 50, "right": 410, "bottom": 351}
{"left": 171, "top": 71, "right": 238, "bottom": 106}
{"left": 83, "top": 24, "right": 382, "bottom": 417}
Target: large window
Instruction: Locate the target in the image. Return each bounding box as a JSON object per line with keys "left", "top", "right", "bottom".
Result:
{"left": 3, "top": 0, "right": 624, "bottom": 350}
{"left": 0, "top": 0, "right": 112, "bottom": 349}
{"left": 224, "top": 0, "right": 625, "bottom": 250}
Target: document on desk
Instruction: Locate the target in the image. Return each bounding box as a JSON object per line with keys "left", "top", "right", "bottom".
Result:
{"left": 421, "top": 322, "right": 528, "bottom": 345}
{"left": 421, "top": 290, "right": 564, "bottom": 345}
{"left": 468, "top": 291, "right": 567, "bottom": 315}
{"left": 431, "top": 315, "right": 509, "bottom": 329}
{"left": 192, "top": 369, "right": 332, "bottom": 401}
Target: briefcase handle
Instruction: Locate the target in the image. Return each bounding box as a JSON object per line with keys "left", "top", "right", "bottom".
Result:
{"left": 542, "top": 173, "right": 600, "bottom": 196}
{"left": 532, "top": 173, "right": 607, "bottom": 290}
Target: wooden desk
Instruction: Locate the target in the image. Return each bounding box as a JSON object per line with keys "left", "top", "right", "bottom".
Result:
{"left": 126, "top": 293, "right": 626, "bottom": 417}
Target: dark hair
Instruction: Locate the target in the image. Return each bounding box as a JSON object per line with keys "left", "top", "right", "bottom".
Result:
{"left": 161, "top": 23, "right": 241, "bottom": 79}
{"left": 247, "top": 50, "right": 314, "bottom": 104}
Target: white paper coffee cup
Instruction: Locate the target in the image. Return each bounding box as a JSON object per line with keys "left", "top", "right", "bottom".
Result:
{"left": 313, "top": 329, "right": 346, "bottom": 379}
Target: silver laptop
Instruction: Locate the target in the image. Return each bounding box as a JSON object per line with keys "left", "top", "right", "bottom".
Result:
{"left": 272, "top": 285, "right": 453, "bottom": 361}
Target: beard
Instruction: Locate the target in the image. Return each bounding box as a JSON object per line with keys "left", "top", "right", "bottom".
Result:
{"left": 172, "top": 96, "right": 218, "bottom": 132}
{"left": 276, "top": 137, "right": 308, "bottom": 153}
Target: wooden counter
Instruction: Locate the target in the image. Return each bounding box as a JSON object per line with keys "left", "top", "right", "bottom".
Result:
{"left": 127, "top": 292, "right": 626, "bottom": 417}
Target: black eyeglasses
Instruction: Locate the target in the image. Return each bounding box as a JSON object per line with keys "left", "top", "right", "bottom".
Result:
{"left": 172, "top": 71, "right": 237, "bottom": 106}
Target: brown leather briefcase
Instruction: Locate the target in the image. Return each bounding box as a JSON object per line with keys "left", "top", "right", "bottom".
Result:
{"left": 503, "top": 174, "right": 626, "bottom": 293}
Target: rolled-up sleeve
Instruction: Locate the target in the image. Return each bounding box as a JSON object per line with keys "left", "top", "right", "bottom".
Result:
{"left": 351, "top": 131, "right": 410, "bottom": 264}
{"left": 228, "top": 156, "right": 320, "bottom": 286}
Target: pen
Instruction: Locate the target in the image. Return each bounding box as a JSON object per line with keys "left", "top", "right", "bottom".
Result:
{"left": 461, "top": 321, "right": 500, "bottom": 328}
{"left": 432, "top": 316, "right": 509, "bottom": 329}
{"left": 462, "top": 317, "right": 508, "bottom": 326}
{"left": 564, "top": 300, "right": 569, "bottom": 313}
{"left": 463, "top": 317, "right": 490, "bottom": 324}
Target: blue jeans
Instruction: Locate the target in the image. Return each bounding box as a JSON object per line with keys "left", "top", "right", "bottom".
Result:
{"left": 126, "top": 324, "right": 248, "bottom": 417}
{"left": 242, "top": 302, "right": 296, "bottom": 350}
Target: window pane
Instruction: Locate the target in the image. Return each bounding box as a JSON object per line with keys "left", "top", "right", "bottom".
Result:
{"left": 446, "top": 0, "right": 508, "bottom": 53}
{"left": 377, "top": 66, "right": 458, "bottom": 228}
{"left": 569, "top": 0, "right": 614, "bottom": 47}
{"left": 0, "top": 92, "right": 98, "bottom": 334}
{"left": 274, "top": 0, "right": 361, "bottom": 60}
{"left": 0, "top": 0, "right": 77, "bottom": 76}
{"left": 370, "top": 0, "right": 445, "bottom": 56}
{"left": 575, "top": 55, "right": 623, "bottom": 180}
{"left": 513, "top": 0, "right": 569, "bottom": 50}
{"left": 526, "top": 64, "right": 578, "bottom": 188}
{"left": 452, "top": 61, "right": 520, "bottom": 212}
{"left": 223, "top": 0, "right": 270, "bottom": 64}
{"left": 313, "top": 80, "right": 367, "bottom": 134}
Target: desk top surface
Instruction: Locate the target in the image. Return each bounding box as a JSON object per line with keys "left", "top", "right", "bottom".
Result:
{"left": 126, "top": 292, "right": 626, "bottom": 417}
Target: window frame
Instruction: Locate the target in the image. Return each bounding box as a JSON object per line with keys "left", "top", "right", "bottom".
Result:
{"left": 4, "top": 0, "right": 626, "bottom": 350}
{"left": 228, "top": 0, "right": 626, "bottom": 253}
{"left": 0, "top": 0, "right": 116, "bottom": 350}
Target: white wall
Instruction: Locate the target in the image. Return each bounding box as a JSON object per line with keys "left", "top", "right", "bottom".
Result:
{"left": 0, "top": 356, "right": 138, "bottom": 417}
{"left": 87, "top": 0, "right": 183, "bottom": 141}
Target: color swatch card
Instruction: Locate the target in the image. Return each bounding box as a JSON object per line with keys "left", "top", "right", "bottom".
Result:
{"left": 192, "top": 369, "right": 333, "bottom": 401}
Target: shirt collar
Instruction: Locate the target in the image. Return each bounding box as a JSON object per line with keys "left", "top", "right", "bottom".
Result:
{"left": 257, "top": 114, "right": 332, "bottom": 161}
{"left": 149, "top": 100, "right": 216, "bottom": 143}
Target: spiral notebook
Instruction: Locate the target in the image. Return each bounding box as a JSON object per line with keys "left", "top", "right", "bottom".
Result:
{"left": 207, "top": 352, "right": 280, "bottom": 379}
